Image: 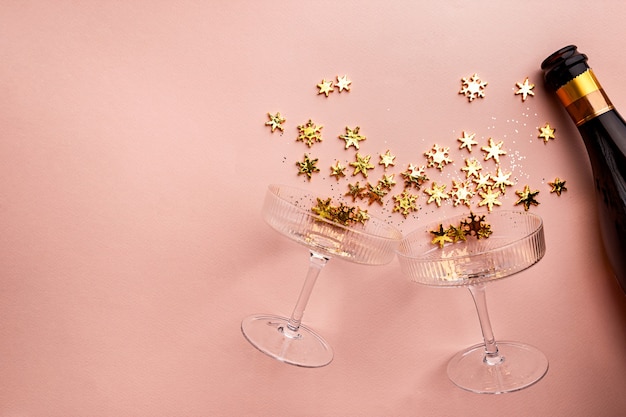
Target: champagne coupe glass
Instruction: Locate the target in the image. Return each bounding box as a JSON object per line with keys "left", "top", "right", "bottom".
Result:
{"left": 397, "top": 210, "right": 548, "bottom": 394}
{"left": 242, "top": 184, "right": 402, "bottom": 367}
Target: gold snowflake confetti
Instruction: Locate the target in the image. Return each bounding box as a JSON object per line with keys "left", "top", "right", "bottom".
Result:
{"left": 329, "top": 161, "right": 346, "bottom": 181}
{"left": 296, "top": 154, "right": 320, "bottom": 180}
{"left": 515, "top": 77, "right": 535, "bottom": 101}
{"left": 265, "top": 112, "right": 286, "bottom": 132}
{"left": 430, "top": 212, "right": 493, "bottom": 249}
{"left": 451, "top": 180, "right": 475, "bottom": 207}
{"left": 379, "top": 150, "right": 396, "bottom": 169}
{"left": 296, "top": 119, "right": 323, "bottom": 147}
{"left": 461, "top": 158, "right": 483, "bottom": 179}
{"left": 515, "top": 185, "right": 540, "bottom": 211}
{"left": 473, "top": 172, "right": 493, "bottom": 192}
{"left": 447, "top": 224, "right": 467, "bottom": 243}
{"left": 481, "top": 137, "right": 507, "bottom": 164}
{"left": 339, "top": 126, "right": 367, "bottom": 150}
{"left": 380, "top": 173, "right": 396, "bottom": 189}
{"left": 311, "top": 198, "right": 369, "bottom": 226}
{"left": 402, "top": 164, "right": 429, "bottom": 189}
{"left": 459, "top": 73, "right": 488, "bottom": 102}
{"left": 491, "top": 167, "right": 514, "bottom": 193}
{"left": 458, "top": 131, "right": 478, "bottom": 152}
{"left": 393, "top": 190, "right": 419, "bottom": 218}
{"left": 538, "top": 123, "right": 556, "bottom": 144}
{"left": 350, "top": 153, "right": 375, "bottom": 178}
{"left": 317, "top": 79, "right": 334, "bottom": 97}
{"left": 424, "top": 182, "right": 450, "bottom": 207}
{"left": 478, "top": 186, "right": 502, "bottom": 212}
{"left": 345, "top": 181, "right": 366, "bottom": 202}
{"left": 548, "top": 177, "right": 567, "bottom": 196}
{"left": 366, "top": 182, "right": 388, "bottom": 206}
{"left": 425, "top": 144, "right": 453, "bottom": 171}
{"left": 335, "top": 75, "right": 352, "bottom": 92}
{"left": 431, "top": 224, "right": 453, "bottom": 248}
{"left": 460, "top": 212, "right": 492, "bottom": 239}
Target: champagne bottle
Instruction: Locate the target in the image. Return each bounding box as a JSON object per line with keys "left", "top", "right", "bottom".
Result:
{"left": 541, "top": 45, "right": 626, "bottom": 294}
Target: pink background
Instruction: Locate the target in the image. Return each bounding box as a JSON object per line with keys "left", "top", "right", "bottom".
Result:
{"left": 1, "top": 1, "right": 625, "bottom": 416}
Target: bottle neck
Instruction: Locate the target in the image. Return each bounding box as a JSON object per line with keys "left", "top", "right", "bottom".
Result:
{"left": 556, "top": 69, "right": 614, "bottom": 126}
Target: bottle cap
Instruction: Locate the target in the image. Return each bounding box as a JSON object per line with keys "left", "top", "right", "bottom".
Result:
{"left": 541, "top": 45, "right": 590, "bottom": 91}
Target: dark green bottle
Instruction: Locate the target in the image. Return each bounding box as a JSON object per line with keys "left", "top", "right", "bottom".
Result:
{"left": 542, "top": 45, "right": 626, "bottom": 294}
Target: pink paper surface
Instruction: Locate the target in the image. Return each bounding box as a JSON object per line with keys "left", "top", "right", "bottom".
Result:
{"left": 1, "top": 1, "right": 625, "bottom": 416}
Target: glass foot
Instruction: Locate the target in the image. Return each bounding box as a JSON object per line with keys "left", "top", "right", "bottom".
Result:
{"left": 447, "top": 341, "right": 548, "bottom": 394}
{"left": 241, "top": 314, "right": 333, "bottom": 368}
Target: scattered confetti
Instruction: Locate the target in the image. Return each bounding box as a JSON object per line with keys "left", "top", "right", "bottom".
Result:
{"left": 379, "top": 150, "right": 396, "bottom": 169}
{"left": 329, "top": 161, "right": 346, "bottom": 181}
{"left": 461, "top": 158, "right": 483, "bottom": 179}
{"left": 491, "top": 167, "right": 515, "bottom": 193}
{"left": 538, "top": 123, "right": 556, "bottom": 144}
{"left": 366, "top": 182, "right": 388, "bottom": 206}
{"left": 345, "top": 182, "right": 366, "bottom": 202}
{"left": 393, "top": 190, "right": 419, "bottom": 218}
{"left": 473, "top": 172, "right": 493, "bottom": 192}
{"left": 425, "top": 144, "right": 453, "bottom": 171}
{"left": 478, "top": 186, "right": 502, "bottom": 212}
{"left": 451, "top": 180, "right": 475, "bottom": 207}
{"left": 317, "top": 79, "right": 334, "bottom": 97}
{"left": 429, "top": 212, "right": 493, "bottom": 249}
{"left": 339, "top": 126, "right": 367, "bottom": 150}
{"left": 311, "top": 197, "right": 369, "bottom": 226}
{"left": 296, "top": 154, "right": 320, "bottom": 180}
{"left": 459, "top": 73, "right": 488, "bottom": 102}
{"left": 514, "top": 185, "right": 540, "bottom": 211}
{"left": 481, "top": 137, "right": 507, "bottom": 164}
{"left": 402, "top": 164, "right": 429, "bottom": 189}
{"left": 431, "top": 224, "right": 453, "bottom": 248}
{"left": 424, "top": 182, "right": 450, "bottom": 207}
{"left": 515, "top": 77, "right": 535, "bottom": 101}
{"left": 458, "top": 131, "right": 478, "bottom": 152}
{"left": 548, "top": 177, "right": 567, "bottom": 196}
{"left": 379, "top": 173, "right": 396, "bottom": 189}
{"left": 265, "top": 112, "right": 286, "bottom": 132}
{"left": 335, "top": 75, "right": 352, "bottom": 92}
{"left": 350, "top": 153, "right": 375, "bottom": 178}
{"left": 296, "top": 119, "right": 323, "bottom": 147}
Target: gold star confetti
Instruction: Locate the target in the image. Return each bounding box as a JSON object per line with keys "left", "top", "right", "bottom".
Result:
{"left": 265, "top": 112, "right": 286, "bottom": 132}
{"left": 296, "top": 119, "right": 323, "bottom": 147}
{"left": 311, "top": 198, "right": 369, "bottom": 226}
{"left": 317, "top": 79, "right": 334, "bottom": 97}
{"left": 329, "top": 161, "right": 346, "bottom": 181}
{"left": 425, "top": 144, "right": 453, "bottom": 171}
{"left": 311, "top": 197, "right": 333, "bottom": 221}
{"left": 424, "top": 182, "right": 450, "bottom": 207}
{"left": 350, "top": 153, "right": 375, "bottom": 178}
{"left": 380, "top": 173, "right": 396, "bottom": 189}
{"left": 459, "top": 73, "right": 488, "bottom": 102}
{"left": 461, "top": 158, "right": 483, "bottom": 179}
{"left": 393, "top": 190, "right": 419, "bottom": 218}
{"left": 481, "top": 137, "right": 507, "bottom": 164}
{"left": 447, "top": 224, "right": 467, "bottom": 243}
{"left": 431, "top": 224, "right": 453, "bottom": 248}
{"left": 515, "top": 77, "right": 535, "bottom": 101}
{"left": 491, "top": 167, "right": 514, "bottom": 193}
{"left": 335, "top": 75, "right": 352, "bottom": 92}
{"left": 345, "top": 181, "right": 366, "bottom": 202}
{"left": 515, "top": 185, "right": 540, "bottom": 211}
{"left": 339, "top": 126, "right": 367, "bottom": 150}
{"left": 478, "top": 186, "right": 502, "bottom": 212}
{"left": 473, "top": 172, "right": 493, "bottom": 192}
{"left": 451, "top": 180, "right": 475, "bottom": 207}
{"left": 458, "top": 131, "right": 478, "bottom": 152}
{"left": 379, "top": 150, "right": 396, "bottom": 169}
{"left": 296, "top": 154, "right": 320, "bottom": 180}
{"left": 538, "top": 123, "right": 556, "bottom": 144}
{"left": 366, "top": 182, "right": 388, "bottom": 206}
{"left": 548, "top": 177, "right": 567, "bottom": 196}
{"left": 402, "top": 164, "right": 429, "bottom": 189}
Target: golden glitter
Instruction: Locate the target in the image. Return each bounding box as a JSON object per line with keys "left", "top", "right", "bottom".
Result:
{"left": 425, "top": 144, "right": 453, "bottom": 171}
{"left": 265, "top": 112, "right": 286, "bottom": 132}
{"left": 379, "top": 150, "right": 396, "bottom": 169}
{"left": 329, "top": 161, "right": 346, "bottom": 181}
{"left": 548, "top": 177, "right": 567, "bottom": 196}
{"left": 317, "top": 79, "right": 334, "bottom": 97}
{"left": 451, "top": 180, "right": 475, "bottom": 207}
{"left": 515, "top": 185, "right": 540, "bottom": 211}
{"left": 459, "top": 73, "right": 488, "bottom": 102}
{"left": 473, "top": 172, "right": 493, "bottom": 192}
{"left": 350, "top": 153, "right": 375, "bottom": 178}
{"left": 447, "top": 224, "right": 467, "bottom": 243}
{"left": 339, "top": 126, "right": 367, "bottom": 150}
{"left": 458, "top": 131, "right": 478, "bottom": 152}
{"left": 312, "top": 197, "right": 369, "bottom": 226}
{"left": 380, "top": 173, "right": 396, "bottom": 189}
{"left": 402, "top": 164, "right": 429, "bottom": 189}
{"left": 345, "top": 181, "right": 366, "bottom": 202}
{"left": 491, "top": 167, "right": 514, "bottom": 193}
{"left": 335, "top": 75, "right": 352, "bottom": 92}
{"left": 461, "top": 158, "right": 483, "bottom": 179}
{"left": 460, "top": 212, "right": 492, "bottom": 239}
{"left": 431, "top": 224, "right": 453, "bottom": 248}
{"left": 296, "top": 119, "right": 323, "bottom": 147}
{"left": 478, "top": 186, "right": 502, "bottom": 212}
{"left": 481, "top": 137, "right": 507, "bottom": 164}
{"left": 424, "top": 182, "right": 450, "bottom": 207}
{"left": 538, "top": 123, "right": 556, "bottom": 144}
{"left": 296, "top": 154, "right": 320, "bottom": 180}
{"left": 515, "top": 77, "right": 535, "bottom": 101}
{"left": 366, "top": 182, "right": 388, "bottom": 206}
{"left": 393, "top": 190, "right": 419, "bottom": 218}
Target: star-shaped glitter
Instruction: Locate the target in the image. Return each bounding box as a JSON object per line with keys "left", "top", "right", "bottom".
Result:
{"left": 473, "top": 172, "right": 493, "bottom": 192}
{"left": 458, "top": 131, "right": 478, "bottom": 152}
{"left": 317, "top": 79, "right": 334, "bottom": 97}
{"left": 393, "top": 190, "right": 419, "bottom": 218}
{"left": 345, "top": 182, "right": 366, "bottom": 201}
{"left": 366, "top": 182, "right": 388, "bottom": 206}
{"left": 515, "top": 77, "right": 535, "bottom": 101}
{"left": 379, "top": 150, "right": 396, "bottom": 169}
{"left": 296, "top": 119, "right": 323, "bottom": 147}
{"left": 380, "top": 173, "right": 396, "bottom": 189}
{"left": 402, "top": 164, "right": 429, "bottom": 189}
{"left": 425, "top": 144, "right": 453, "bottom": 171}
{"left": 461, "top": 158, "right": 483, "bottom": 179}
{"left": 478, "top": 186, "right": 502, "bottom": 212}
{"left": 459, "top": 73, "right": 488, "bottom": 102}
{"left": 430, "top": 224, "right": 453, "bottom": 248}
{"left": 515, "top": 185, "right": 540, "bottom": 211}
{"left": 296, "top": 154, "right": 320, "bottom": 180}
{"left": 350, "top": 153, "right": 375, "bottom": 178}
{"left": 265, "top": 112, "right": 286, "bottom": 132}
{"left": 481, "top": 137, "right": 507, "bottom": 164}
{"left": 447, "top": 224, "right": 467, "bottom": 243}
{"left": 339, "top": 126, "right": 367, "bottom": 150}
{"left": 538, "top": 123, "right": 556, "bottom": 144}
{"left": 451, "top": 180, "right": 475, "bottom": 207}
{"left": 335, "top": 75, "right": 352, "bottom": 92}
{"left": 424, "top": 182, "right": 450, "bottom": 207}
{"left": 548, "top": 177, "right": 567, "bottom": 196}
{"left": 311, "top": 198, "right": 334, "bottom": 220}
{"left": 491, "top": 167, "right": 514, "bottom": 193}
{"left": 329, "top": 161, "right": 346, "bottom": 181}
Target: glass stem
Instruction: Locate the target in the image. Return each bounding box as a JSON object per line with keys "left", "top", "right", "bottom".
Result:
{"left": 285, "top": 251, "right": 329, "bottom": 335}
{"left": 468, "top": 283, "right": 503, "bottom": 365}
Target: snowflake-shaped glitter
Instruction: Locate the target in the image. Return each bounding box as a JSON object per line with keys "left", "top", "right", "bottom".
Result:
{"left": 335, "top": 75, "right": 352, "bottom": 92}
{"left": 339, "top": 126, "right": 367, "bottom": 150}
{"left": 450, "top": 180, "right": 475, "bottom": 207}
{"left": 296, "top": 154, "right": 320, "bottom": 180}
{"left": 515, "top": 185, "right": 540, "bottom": 211}
{"left": 329, "top": 161, "right": 346, "bottom": 181}
{"left": 379, "top": 150, "right": 396, "bottom": 169}
{"left": 402, "top": 164, "right": 429, "bottom": 189}
{"left": 393, "top": 190, "right": 419, "bottom": 218}
{"left": 491, "top": 167, "right": 514, "bottom": 193}
{"left": 296, "top": 119, "right": 323, "bottom": 147}
{"left": 424, "top": 182, "right": 450, "bottom": 207}
{"left": 265, "top": 112, "right": 286, "bottom": 132}
{"left": 461, "top": 158, "right": 483, "bottom": 179}
{"left": 459, "top": 73, "right": 488, "bottom": 102}
{"left": 538, "top": 123, "right": 556, "bottom": 144}
{"left": 548, "top": 177, "right": 567, "bottom": 196}
{"left": 424, "top": 144, "right": 453, "bottom": 171}
{"left": 366, "top": 182, "right": 388, "bottom": 206}
{"left": 350, "top": 153, "right": 375, "bottom": 178}
{"left": 317, "top": 79, "right": 334, "bottom": 97}
{"left": 473, "top": 172, "right": 493, "bottom": 192}
{"left": 515, "top": 77, "right": 535, "bottom": 102}
{"left": 481, "top": 137, "right": 507, "bottom": 164}
{"left": 457, "top": 131, "right": 478, "bottom": 152}
{"left": 345, "top": 182, "right": 367, "bottom": 202}
{"left": 478, "top": 186, "right": 502, "bottom": 212}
